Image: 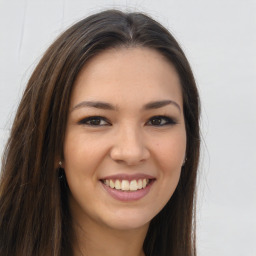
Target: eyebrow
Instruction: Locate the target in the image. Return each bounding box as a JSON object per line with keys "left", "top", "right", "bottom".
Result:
{"left": 71, "top": 101, "right": 116, "bottom": 112}
{"left": 143, "top": 100, "right": 181, "bottom": 112}
{"left": 71, "top": 100, "right": 181, "bottom": 112}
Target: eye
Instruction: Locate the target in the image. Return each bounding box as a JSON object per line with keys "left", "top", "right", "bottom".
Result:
{"left": 78, "top": 116, "right": 110, "bottom": 126}
{"left": 146, "top": 115, "right": 177, "bottom": 126}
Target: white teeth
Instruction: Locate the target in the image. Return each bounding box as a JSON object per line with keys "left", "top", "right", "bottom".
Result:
{"left": 129, "top": 180, "right": 138, "bottom": 191}
{"left": 142, "top": 179, "right": 147, "bottom": 188}
{"left": 138, "top": 179, "right": 142, "bottom": 189}
{"left": 115, "top": 180, "right": 121, "bottom": 190}
{"left": 121, "top": 180, "right": 130, "bottom": 191}
{"left": 110, "top": 180, "right": 115, "bottom": 188}
{"left": 103, "top": 178, "right": 150, "bottom": 191}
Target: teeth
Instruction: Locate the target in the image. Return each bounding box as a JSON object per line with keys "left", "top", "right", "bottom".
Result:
{"left": 115, "top": 180, "right": 121, "bottom": 190}
{"left": 142, "top": 179, "right": 147, "bottom": 188}
{"left": 130, "top": 180, "right": 138, "bottom": 191}
{"left": 138, "top": 179, "right": 142, "bottom": 189}
{"left": 103, "top": 178, "right": 150, "bottom": 191}
{"left": 110, "top": 180, "right": 115, "bottom": 188}
{"left": 121, "top": 180, "right": 130, "bottom": 191}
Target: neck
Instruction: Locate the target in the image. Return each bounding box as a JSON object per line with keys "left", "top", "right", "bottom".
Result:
{"left": 72, "top": 216, "right": 148, "bottom": 256}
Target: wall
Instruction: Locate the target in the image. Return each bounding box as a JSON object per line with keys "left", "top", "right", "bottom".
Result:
{"left": 0, "top": 0, "right": 255, "bottom": 255}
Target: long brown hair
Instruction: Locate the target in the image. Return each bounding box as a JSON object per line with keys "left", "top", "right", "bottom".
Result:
{"left": 0, "top": 10, "right": 200, "bottom": 256}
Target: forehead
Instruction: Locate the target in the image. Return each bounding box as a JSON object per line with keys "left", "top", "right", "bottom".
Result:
{"left": 70, "top": 47, "right": 183, "bottom": 109}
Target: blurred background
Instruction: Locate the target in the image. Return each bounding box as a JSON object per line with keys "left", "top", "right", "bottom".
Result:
{"left": 0, "top": 0, "right": 255, "bottom": 255}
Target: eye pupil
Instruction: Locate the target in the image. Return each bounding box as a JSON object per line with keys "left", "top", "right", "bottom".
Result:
{"left": 90, "top": 118, "right": 101, "bottom": 125}
{"left": 151, "top": 118, "right": 162, "bottom": 125}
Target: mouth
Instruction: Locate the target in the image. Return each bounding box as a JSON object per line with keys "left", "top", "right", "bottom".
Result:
{"left": 100, "top": 178, "right": 153, "bottom": 192}
{"left": 100, "top": 174, "right": 156, "bottom": 201}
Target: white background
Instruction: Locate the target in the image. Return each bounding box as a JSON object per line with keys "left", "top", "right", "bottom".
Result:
{"left": 0, "top": 0, "right": 255, "bottom": 255}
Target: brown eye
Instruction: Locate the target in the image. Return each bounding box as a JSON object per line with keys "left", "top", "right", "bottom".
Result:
{"left": 150, "top": 118, "right": 162, "bottom": 126}
{"left": 147, "top": 116, "right": 176, "bottom": 126}
{"left": 78, "top": 116, "right": 110, "bottom": 126}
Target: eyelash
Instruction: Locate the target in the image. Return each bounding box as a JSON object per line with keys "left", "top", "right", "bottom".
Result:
{"left": 78, "top": 115, "right": 177, "bottom": 127}
{"left": 146, "top": 115, "right": 177, "bottom": 126}
{"left": 78, "top": 116, "right": 110, "bottom": 126}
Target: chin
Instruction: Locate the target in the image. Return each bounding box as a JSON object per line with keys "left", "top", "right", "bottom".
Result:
{"left": 100, "top": 209, "right": 154, "bottom": 231}
{"left": 106, "top": 219, "right": 150, "bottom": 231}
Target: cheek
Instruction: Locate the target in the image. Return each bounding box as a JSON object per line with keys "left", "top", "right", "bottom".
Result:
{"left": 63, "top": 136, "right": 99, "bottom": 199}
{"left": 148, "top": 133, "right": 186, "bottom": 217}
{"left": 158, "top": 137, "right": 185, "bottom": 197}
{"left": 63, "top": 132, "right": 111, "bottom": 184}
{"left": 64, "top": 132, "right": 97, "bottom": 167}
{"left": 155, "top": 131, "right": 186, "bottom": 171}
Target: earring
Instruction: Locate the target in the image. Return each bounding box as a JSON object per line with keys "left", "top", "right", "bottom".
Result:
{"left": 58, "top": 161, "right": 64, "bottom": 179}
{"left": 182, "top": 157, "right": 187, "bottom": 166}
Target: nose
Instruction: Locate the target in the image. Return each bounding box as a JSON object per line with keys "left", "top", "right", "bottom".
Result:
{"left": 110, "top": 124, "right": 150, "bottom": 166}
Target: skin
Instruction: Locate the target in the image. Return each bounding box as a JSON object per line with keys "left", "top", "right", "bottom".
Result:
{"left": 63, "top": 47, "right": 186, "bottom": 256}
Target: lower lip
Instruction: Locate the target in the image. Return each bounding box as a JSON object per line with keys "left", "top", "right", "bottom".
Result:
{"left": 101, "top": 181, "right": 154, "bottom": 202}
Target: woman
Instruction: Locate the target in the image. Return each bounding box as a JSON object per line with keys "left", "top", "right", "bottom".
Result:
{"left": 0, "top": 9, "right": 200, "bottom": 256}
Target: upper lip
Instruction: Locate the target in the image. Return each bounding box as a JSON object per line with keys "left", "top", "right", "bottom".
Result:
{"left": 100, "top": 173, "right": 156, "bottom": 181}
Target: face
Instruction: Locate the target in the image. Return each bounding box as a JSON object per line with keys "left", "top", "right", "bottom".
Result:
{"left": 63, "top": 47, "right": 186, "bottom": 231}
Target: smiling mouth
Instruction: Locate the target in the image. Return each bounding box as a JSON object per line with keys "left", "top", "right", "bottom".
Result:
{"left": 101, "top": 179, "right": 153, "bottom": 191}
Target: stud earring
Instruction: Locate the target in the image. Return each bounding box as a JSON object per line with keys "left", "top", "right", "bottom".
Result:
{"left": 182, "top": 157, "right": 187, "bottom": 166}
{"left": 58, "top": 161, "right": 64, "bottom": 179}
